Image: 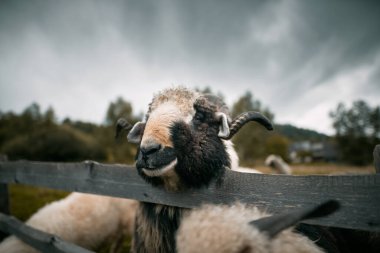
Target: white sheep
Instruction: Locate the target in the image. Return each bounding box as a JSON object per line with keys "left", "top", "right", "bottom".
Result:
{"left": 176, "top": 201, "right": 340, "bottom": 253}
{"left": 118, "top": 87, "right": 273, "bottom": 253}
{"left": 233, "top": 155, "right": 292, "bottom": 175}
{"left": 0, "top": 193, "right": 138, "bottom": 253}
{"left": 265, "top": 154, "right": 292, "bottom": 175}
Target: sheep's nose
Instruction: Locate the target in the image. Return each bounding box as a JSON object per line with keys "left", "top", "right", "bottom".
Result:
{"left": 140, "top": 143, "right": 161, "bottom": 160}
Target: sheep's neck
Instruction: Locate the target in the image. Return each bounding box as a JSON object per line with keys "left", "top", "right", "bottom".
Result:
{"left": 162, "top": 168, "right": 182, "bottom": 192}
{"left": 133, "top": 202, "right": 185, "bottom": 253}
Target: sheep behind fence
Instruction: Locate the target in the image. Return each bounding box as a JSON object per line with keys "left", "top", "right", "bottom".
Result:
{"left": 0, "top": 85, "right": 379, "bottom": 253}
{"left": 0, "top": 152, "right": 379, "bottom": 253}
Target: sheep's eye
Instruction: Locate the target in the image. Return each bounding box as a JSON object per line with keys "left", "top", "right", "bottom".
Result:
{"left": 194, "top": 111, "right": 205, "bottom": 121}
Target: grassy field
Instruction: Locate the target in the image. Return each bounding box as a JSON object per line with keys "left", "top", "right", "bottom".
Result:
{"left": 255, "top": 163, "right": 375, "bottom": 175}
{"left": 5, "top": 163, "right": 376, "bottom": 252}
{"left": 9, "top": 185, "right": 69, "bottom": 221}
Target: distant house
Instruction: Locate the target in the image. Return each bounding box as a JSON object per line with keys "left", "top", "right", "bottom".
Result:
{"left": 289, "top": 140, "right": 338, "bottom": 163}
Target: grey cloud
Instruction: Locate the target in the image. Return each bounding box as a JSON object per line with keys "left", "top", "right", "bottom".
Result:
{"left": 0, "top": 0, "right": 379, "bottom": 134}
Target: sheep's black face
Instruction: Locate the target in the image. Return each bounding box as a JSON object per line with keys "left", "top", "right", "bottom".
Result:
{"left": 169, "top": 97, "right": 230, "bottom": 188}
{"left": 131, "top": 98, "right": 231, "bottom": 190}
{"left": 170, "top": 118, "right": 230, "bottom": 189}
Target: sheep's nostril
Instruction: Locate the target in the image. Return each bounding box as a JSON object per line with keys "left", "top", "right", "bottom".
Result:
{"left": 140, "top": 143, "right": 162, "bottom": 159}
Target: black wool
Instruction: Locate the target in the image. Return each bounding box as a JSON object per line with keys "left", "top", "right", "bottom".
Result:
{"left": 170, "top": 119, "right": 230, "bottom": 189}
{"left": 133, "top": 203, "right": 184, "bottom": 253}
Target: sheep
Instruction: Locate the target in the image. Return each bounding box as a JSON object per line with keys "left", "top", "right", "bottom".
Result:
{"left": 265, "top": 154, "right": 292, "bottom": 175}
{"left": 232, "top": 155, "right": 291, "bottom": 175}
{"left": 117, "top": 87, "right": 273, "bottom": 253}
{"left": 176, "top": 200, "right": 340, "bottom": 253}
{"left": 0, "top": 192, "right": 138, "bottom": 253}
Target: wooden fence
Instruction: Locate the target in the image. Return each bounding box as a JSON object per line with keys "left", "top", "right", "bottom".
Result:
{"left": 0, "top": 145, "right": 379, "bottom": 253}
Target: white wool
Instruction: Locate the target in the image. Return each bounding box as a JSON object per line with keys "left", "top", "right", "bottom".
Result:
{"left": 176, "top": 203, "right": 324, "bottom": 253}
{"left": 0, "top": 193, "right": 138, "bottom": 253}
{"left": 223, "top": 140, "right": 240, "bottom": 170}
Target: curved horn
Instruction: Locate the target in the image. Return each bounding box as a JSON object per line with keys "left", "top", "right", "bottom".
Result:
{"left": 115, "top": 118, "right": 132, "bottom": 139}
{"left": 222, "top": 111, "right": 273, "bottom": 140}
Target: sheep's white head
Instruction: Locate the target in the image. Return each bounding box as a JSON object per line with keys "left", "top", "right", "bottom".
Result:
{"left": 116, "top": 87, "right": 273, "bottom": 190}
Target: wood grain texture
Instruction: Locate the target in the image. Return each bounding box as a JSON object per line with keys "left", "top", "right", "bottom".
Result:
{"left": 0, "top": 161, "right": 379, "bottom": 232}
{"left": 0, "top": 213, "right": 94, "bottom": 253}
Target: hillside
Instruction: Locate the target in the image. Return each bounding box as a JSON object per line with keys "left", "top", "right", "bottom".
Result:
{"left": 274, "top": 124, "right": 329, "bottom": 142}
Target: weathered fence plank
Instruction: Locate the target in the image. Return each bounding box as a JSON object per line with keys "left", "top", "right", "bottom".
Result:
{"left": 0, "top": 184, "right": 10, "bottom": 241}
{"left": 0, "top": 161, "right": 379, "bottom": 232}
{"left": 0, "top": 155, "right": 9, "bottom": 215}
{"left": 374, "top": 144, "right": 380, "bottom": 174}
{"left": 0, "top": 213, "right": 94, "bottom": 253}
{"left": 0, "top": 184, "right": 9, "bottom": 216}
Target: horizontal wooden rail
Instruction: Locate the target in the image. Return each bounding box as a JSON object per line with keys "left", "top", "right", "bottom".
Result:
{"left": 0, "top": 161, "right": 379, "bottom": 232}
{"left": 0, "top": 213, "right": 94, "bottom": 253}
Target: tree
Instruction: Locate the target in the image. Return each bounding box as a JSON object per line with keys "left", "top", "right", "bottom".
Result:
{"left": 2, "top": 125, "right": 107, "bottom": 162}
{"left": 265, "top": 134, "right": 290, "bottom": 161}
{"left": 43, "top": 106, "right": 56, "bottom": 125}
{"left": 0, "top": 102, "right": 138, "bottom": 164}
{"left": 22, "top": 103, "right": 42, "bottom": 121}
{"left": 103, "top": 97, "right": 139, "bottom": 163}
{"left": 231, "top": 92, "right": 274, "bottom": 121}
{"left": 330, "top": 100, "right": 380, "bottom": 165}
{"left": 104, "top": 97, "right": 134, "bottom": 126}
{"left": 370, "top": 106, "right": 380, "bottom": 139}
{"left": 231, "top": 91, "right": 275, "bottom": 165}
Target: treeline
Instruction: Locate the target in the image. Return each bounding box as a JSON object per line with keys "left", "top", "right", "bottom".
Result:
{"left": 0, "top": 101, "right": 138, "bottom": 164}
{"left": 330, "top": 100, "right": 380, "bottom": 165}
{"left": 0, "top": 91, "right": 378, "bottom": 166}
{"left": 0, "top": 91, "right": 289, "bottom": 166}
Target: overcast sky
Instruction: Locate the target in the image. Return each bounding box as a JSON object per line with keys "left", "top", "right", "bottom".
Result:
{"left": 1, "top": 0, "right": 379, "bottom": 135}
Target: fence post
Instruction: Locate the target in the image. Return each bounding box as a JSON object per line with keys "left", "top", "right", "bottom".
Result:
{"left": 374, "top": 145, "right": 380, "bottom": 174}
{"left": 0, "top": 155, "right": 9, "bottom": 241}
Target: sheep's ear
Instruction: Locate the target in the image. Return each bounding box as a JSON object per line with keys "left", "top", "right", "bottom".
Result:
{"left": 250, "top": 200, "right": 340, "bottom": 238}
{"left": 115, "top": 118, "right": 132, "bottom": 139}
{"left": 127, "top": 122, "right": 145, "bottom": 144}
{"left": 216, "top": 112, "right": 230, "bottom": 138}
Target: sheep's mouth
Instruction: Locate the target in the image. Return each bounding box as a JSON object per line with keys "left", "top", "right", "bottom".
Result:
{"left": 142, "top": 159, "right": 178, "bottom": 177}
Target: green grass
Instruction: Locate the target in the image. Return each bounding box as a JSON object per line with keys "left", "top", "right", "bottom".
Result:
{"left": 97, "top": 235, "right": 133, "bottom": 253}
{"left": 9, "top": 184, "right": 69, "bottom": 221}
{"left": 255, "top": 163, "right": 375, "bottom": 175}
